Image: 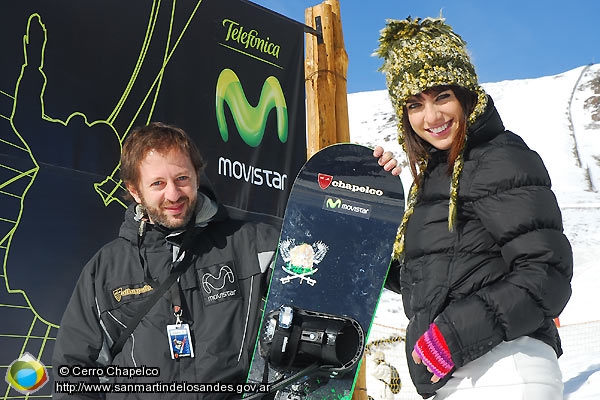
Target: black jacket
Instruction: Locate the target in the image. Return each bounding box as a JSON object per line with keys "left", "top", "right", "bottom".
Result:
{"left": 386, "top": 97, "right": 573, "bottom": 398}
{"left": 52, "top": 190, "right": 279, "bottom": 399}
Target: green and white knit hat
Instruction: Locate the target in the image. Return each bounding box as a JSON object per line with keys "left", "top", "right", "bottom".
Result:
{"left": 375, "top": 16, "right": 487, "bottom": 141}
{"left": 375, "top": 16, "right": 488, "bottom": 259}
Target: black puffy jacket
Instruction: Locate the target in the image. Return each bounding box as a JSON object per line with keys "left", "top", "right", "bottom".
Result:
{"left": 386, "top": 97, "right": 573, "bottom": 398}
{"left": 52, "top": 190, "right": 279, "bottom": 399}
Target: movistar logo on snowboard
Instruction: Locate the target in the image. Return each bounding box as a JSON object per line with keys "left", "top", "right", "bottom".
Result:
{"left": 317, "top": 173, "right": 383, "bottom": 196}
{"left": 326, "top": 198, "right": 342, "bottom": 208}
{"left": 324, "top": 196, "right": 371, "bottom": 219}
{"left": 215, "top": 68, "right": 288, "bottom": 147}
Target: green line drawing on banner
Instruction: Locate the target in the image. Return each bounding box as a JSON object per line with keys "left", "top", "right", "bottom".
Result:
{"left": 215, "top": 68, "right": 288, "bottom": 147}
{"left": 0, "top": 2, "right": 205, "bottom": 397}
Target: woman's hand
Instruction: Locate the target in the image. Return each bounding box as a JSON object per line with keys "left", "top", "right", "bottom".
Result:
{"left": 373, "top": 145, "right": 402, "bottom": 176}
{"left": 412, "top": 349, "right": 441, "bottom": 383}
{"left": 413, "top": 323, "right": 455, "bottom": 383}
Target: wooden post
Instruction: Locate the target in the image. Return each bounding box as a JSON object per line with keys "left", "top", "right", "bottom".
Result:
{"left": 304, "top": 0, "right": 349, "bottom": 159}
{"left": 305, "top": 2, "right": 366, "bottom": 399}
{"left": 353, "top": 355, "right": 369, "bottom": 400}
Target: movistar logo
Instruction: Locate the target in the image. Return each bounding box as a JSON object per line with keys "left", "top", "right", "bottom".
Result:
{"left": 322, "top": 196, "right": 372, "bottom": 220}
{"left": 326, "top": 198, "right": 342, "bottom": 208}
{"left": 215, "top": 68, "right": 288, "bottom": 147}
{"left": 200, "top": 263, "right": 241, "bottom": 306}
{"left": 201, "top": 265, "right": 235, "bottom": 294}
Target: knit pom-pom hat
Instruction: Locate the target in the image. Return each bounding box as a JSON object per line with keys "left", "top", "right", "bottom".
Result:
{"left": 375, "top": 16, "right": 488, "bottom": 259}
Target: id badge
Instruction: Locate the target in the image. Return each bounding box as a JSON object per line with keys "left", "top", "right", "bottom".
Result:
{"left": 167, "top": 323, "right": 195, "bottom": 359}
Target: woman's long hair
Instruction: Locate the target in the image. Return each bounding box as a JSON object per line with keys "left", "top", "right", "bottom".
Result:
{"left": 393, "top": 85, "right": 483, "bottom": 258}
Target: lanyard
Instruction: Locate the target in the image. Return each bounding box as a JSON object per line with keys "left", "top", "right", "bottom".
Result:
{"left": 164, "top": 246, "right": 196, "bottom": 359}
{"left": 167, "top": 242, "right": 189, "bottom": 326}
{"left": 164, "top": 244, "right": 197, "bottom": 360}
{"left": 168, "top": 280, "right": 183, "bottom": 325}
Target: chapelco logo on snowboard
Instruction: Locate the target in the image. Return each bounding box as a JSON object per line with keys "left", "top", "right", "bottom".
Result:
{"left": 318, "top": 173, "right": 333, "bottom": 189}
{"left": 317, "top": 173, "right": 384, "bottom": 196}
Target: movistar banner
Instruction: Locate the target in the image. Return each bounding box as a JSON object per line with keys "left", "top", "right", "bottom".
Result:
{"left": 0, "top": 1, "right": 305, "bottom": 396}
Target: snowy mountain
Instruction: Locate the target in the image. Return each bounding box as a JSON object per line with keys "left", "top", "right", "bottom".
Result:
{"left": 347, "top": 65, "right": 600, "bottom": 399}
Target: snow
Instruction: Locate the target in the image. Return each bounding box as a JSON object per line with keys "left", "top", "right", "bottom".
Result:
{"left": 348, "top": 64, "right": 600, "bottom": 399}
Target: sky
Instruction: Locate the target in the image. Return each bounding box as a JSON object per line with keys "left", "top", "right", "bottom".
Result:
{"left": 250, "top": 0, "right": 600, "bottom": 93}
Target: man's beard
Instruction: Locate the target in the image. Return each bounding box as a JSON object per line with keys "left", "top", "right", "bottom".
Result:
{"left": 142, "top": 196, "right": 197, "bottom": 230}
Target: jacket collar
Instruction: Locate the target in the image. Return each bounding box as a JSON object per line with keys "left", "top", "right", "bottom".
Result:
{"left": 465, "top": 95, "right": 505, "bottom": 149}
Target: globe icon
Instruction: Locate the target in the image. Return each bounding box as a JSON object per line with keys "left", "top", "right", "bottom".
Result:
{"left": 15, "top": 367, "right": 38, "bottom": 389}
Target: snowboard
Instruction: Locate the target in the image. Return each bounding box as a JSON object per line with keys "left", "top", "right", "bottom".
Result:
{"left": 245, "top": 143, "right": 405, "bottom": 400}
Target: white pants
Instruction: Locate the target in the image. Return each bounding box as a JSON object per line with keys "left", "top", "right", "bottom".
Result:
{"left": 434, "top": 336, "right": 563, "bottom": 400}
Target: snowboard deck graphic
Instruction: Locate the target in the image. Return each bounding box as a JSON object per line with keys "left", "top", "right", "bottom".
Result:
{"left": 246, "top": 143, "right": 405, "bottom": 399}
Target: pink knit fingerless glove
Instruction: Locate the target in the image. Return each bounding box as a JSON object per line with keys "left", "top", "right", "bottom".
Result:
{"left": 414, "top": 323, "right": 455, "bottom": 379}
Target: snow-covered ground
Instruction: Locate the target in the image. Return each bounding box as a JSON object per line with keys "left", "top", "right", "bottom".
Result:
{"left": 348, "top": 64, "right": 600, "bottom": 399}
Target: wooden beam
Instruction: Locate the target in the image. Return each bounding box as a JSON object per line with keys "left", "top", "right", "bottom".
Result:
{"left": 304, "top": 3, "right": 366, "bottom": 399}
{"left": 304, "top": 0, "right": 349, "bottom": 159}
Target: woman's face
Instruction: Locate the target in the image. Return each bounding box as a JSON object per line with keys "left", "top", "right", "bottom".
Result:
{"left": 405, "top": 88, "right": 464, "bottom": 150}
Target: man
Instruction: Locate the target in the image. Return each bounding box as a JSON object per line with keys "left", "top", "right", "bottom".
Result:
{"left": 52, "top": 122, "right": 279, "bottom": 399}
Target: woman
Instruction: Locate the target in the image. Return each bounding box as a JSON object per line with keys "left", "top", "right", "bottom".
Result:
{"left": 373, "top": 17, "right": 573, "bottom": 399}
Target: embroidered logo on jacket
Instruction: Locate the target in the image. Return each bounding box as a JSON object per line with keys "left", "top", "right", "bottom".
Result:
{"left": 199, "top": 263, "right": 241, "bottom": 306}
{"left": 112, "top": 284, "right": 153, "bottom": 302}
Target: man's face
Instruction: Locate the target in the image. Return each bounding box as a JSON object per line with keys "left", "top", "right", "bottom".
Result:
{"left": 127, "top": 147, "right": 198, "bottom": 229}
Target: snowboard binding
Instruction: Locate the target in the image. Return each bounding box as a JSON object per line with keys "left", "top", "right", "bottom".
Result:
{"left": 259, "top": 305, "right": 365, "bottom": 378}
{"left": 245, "top": 305, "right": 366, "bottom": 399}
